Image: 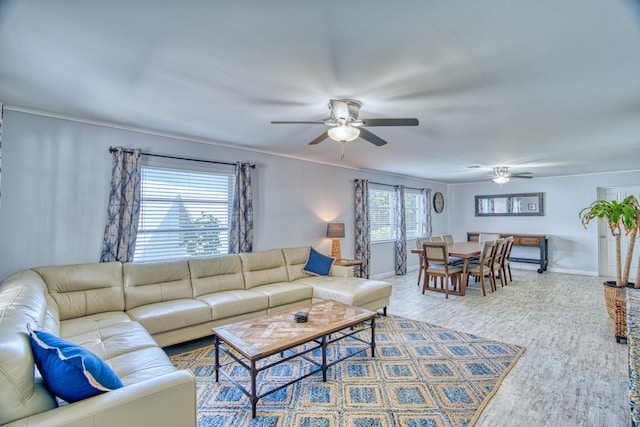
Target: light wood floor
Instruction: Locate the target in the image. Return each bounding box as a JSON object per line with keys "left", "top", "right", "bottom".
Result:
{"left": 384, "top": 268, "right": 628, "bottom": 427}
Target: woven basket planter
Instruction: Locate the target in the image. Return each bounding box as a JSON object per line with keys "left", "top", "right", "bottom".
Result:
{"left": 616, "top": 293, "right": 627, "bottom": 343}
{"left": 604, "top": 281, "right": 621, "bottom": 318}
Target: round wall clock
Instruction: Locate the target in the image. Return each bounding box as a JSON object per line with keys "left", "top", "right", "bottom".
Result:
{"left": 433, "top": 192, "right": 444, "bottom": 213}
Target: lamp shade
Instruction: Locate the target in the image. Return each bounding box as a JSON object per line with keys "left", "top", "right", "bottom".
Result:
{"left": 327, "top": 126, "right": 360, "bottom": 142}
{"left": 326, "top": 223, "right": 345, "bottom": 238}
{"left": 492, "top": 176, "right": 510, "bottom": 184}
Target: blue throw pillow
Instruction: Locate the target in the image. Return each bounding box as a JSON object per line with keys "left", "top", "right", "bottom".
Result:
{"left": 27, "top": 324, "right": 124, "bottom": 403}
{"left": 303, "top": 247, "right": 335, "bottom": 276}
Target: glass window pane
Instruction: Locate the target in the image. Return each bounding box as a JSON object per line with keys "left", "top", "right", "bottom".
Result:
{"left": 134, "top": 166, "right": 234, "bottom": 262}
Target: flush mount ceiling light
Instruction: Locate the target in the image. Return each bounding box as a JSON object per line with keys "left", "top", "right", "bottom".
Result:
{"left": 492, "top": 167, "right": 511, "bottom": 184}
{"left": 490, "top": 166, "right": 533, "bottom": 184}
{"left": 492, "top": 175, "right": 510, "bottom": 184}
{"left": 327, "top": 125, "right": 360, "bottom": 142}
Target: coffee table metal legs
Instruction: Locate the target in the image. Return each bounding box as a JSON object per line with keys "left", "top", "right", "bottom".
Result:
{"left": 214, "top": 335, "right": 220, "bottom": 382}
{"left": 371, "top": 317, "right": 376, "bottom": 358}
{"left": 250, "top": 360, "right": 258, "bottom": 418}
{"left": 321, "top": 335, "right": 328, "bottom": 381}
{"left": 213, "top": 318, "right": 376, "bottom": 418}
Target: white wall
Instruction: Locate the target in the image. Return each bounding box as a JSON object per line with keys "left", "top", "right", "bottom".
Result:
{"left": 3, "top": 110, "right": 636, "bottom": 281}
{"left": 0, "top": 110, "right": 446, "bottom": 280}
{"left": 447, "top": 172, "right": 640, "bottom": 276}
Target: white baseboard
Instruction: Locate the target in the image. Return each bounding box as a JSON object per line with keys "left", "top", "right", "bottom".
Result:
{"left": 510, "top": 262, "right": 597, "bottom": 277}
{"left": 372, "top": 262, "right": 598, "bottom": 279}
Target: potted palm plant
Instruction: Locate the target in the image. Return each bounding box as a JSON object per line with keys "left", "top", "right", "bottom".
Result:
{"left": 579, "top": 195, "right": 639, "bottom": 318}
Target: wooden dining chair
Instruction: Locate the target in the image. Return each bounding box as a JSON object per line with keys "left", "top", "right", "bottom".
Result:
{"left": 422, "top": 241, "right": 463, "bottom": 299}
{"left": 440, "top": 234, "right": 464, "bottom": 266}
{"left": 430, "top": 235, "right": 444, "bottom": 242}
{"left": 415, "top": 236, "right": 431, "bottom": 286}
{"left": 501, "top": 236, "right": 515, "bottom": 283}
{"left": 490, "top": 238, "right": 507, "bottom": 288}
{"left": 466, "top": 239, "right": 496, "bottom": 296}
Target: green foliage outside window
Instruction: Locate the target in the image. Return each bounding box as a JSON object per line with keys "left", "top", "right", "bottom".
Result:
{"left": 179, "top": 212, "right": 222, "bottom": 256}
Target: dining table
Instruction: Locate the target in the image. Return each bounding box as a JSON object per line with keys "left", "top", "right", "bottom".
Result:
{"left": 411, "top": 241, "right": 482, "bottom": 296}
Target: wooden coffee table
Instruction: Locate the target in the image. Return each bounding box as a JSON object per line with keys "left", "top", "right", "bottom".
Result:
{"left": 212, "top": 299, "right": 377, "bottom": 418}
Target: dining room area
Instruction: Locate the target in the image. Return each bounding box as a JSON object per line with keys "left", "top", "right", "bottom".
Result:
{"left": 412, "top": 233, "right": 517, "bottom": 298}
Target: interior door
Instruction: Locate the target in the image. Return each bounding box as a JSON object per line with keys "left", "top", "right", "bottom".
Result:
{"left": 599, "top": 186, "right": 640, "bottom": 282}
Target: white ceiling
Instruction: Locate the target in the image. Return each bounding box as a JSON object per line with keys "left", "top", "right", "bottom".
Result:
{"left": 1, "top": 0, "right": 639, "bottom": 183}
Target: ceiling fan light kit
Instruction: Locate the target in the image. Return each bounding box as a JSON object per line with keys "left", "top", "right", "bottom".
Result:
{"left": 492, "top": 175, "right": 510, "bottom": 184}
{"left": 490, "top": 166, "right": 533, "bottom": 185}
{"left": 327, "top": 125, "right": 360, "bottom": 142}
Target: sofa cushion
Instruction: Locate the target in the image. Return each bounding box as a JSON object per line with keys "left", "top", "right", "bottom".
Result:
{"left": 34, "top": 262, "right": 124, "bottom": 321}
{"left": 197, "top": 290, "right": 268, "bottom": 320}
{"left": 61, "top": 315, "right": 159, "bottom": 360}
{"left": 59, "top": 312, "right": 133, "bottom": 338}
{"left": 126, "top": 299, "right": 212, "bottom": 335}
{"left": 28, "top": 325, "right": 124, "bottom": 403}
{"left": 303, "top": 248, "right": 335, "bottom": 276}
{"left": 250, "top": 282, "right": 314, "bottom": 308}
{"left": 239, "top": 249, "right": 289, "bottom": 289}
{"left": 189, "top": 254, "right": 245, "bottom": 297}
{"left": 294, "top": 276, "right": 392, "bottom": 308}
{"left": 107, "top": 347, "right": 177, "bottom": 386}
{"left": 123, "top": 260, "right": 192, "bottom": 310}
{"left": 282, "top": 246, "right": 313, "bottom": 281}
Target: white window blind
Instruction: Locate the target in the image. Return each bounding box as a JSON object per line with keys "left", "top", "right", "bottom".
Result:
{"left": 369, "top": 187, "right": 424, "bottom": 242}
{"left": 133, "top": 166, "right": 234, "bottom": 262}
{"left": 405, "top": 191, "right": 423, "bottom": 239}
{"left": 369, "top": 187, "right": 395, "bottom": 242}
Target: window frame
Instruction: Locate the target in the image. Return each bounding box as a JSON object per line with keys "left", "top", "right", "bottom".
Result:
{"left": 368, "top": 186, "right": 425, "bottom": 243}
{"left": 404, "top": 190, "right": 424, "bottom": 240}
{"left": 369, "top": 186, "right": 396, "bottom": 243}
{"left": 133, "top": 159, "right": 235, "bottom": 263}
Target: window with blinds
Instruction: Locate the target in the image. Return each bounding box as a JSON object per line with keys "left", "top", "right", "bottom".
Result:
{"left": 369, "top": 187, "right": 424, "bottom": 242}
{"left": 405, "top": 191, "right": 423, "bottom": 239}
{"left": 369, "top": 188, "right": 394, "bottom": 242}
{"left": 133, "top": 166, "right": 235, "bottom": 262}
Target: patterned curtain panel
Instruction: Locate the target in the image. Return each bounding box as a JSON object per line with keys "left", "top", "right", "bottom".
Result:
{"left": 394, "top": 185, "right": 407, "bottom": 275}
{"left": 354, "top": 179, "right": 370, "bottom": 278}
{"left": 421, "top": 188, "right": 432, "bottom": 238}
{"left": 229, "top": 162, "right": 253, "bottom": 254}
{"left": 100, "top": 147, "right": 142, "bottom": 262}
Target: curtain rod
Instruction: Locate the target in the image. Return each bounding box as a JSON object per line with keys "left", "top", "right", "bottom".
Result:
{"left": 109, "top": 147, "right": 255, "bottom": 169}
{"left": 369, "top": 181, "right": 424, "bottom": 191}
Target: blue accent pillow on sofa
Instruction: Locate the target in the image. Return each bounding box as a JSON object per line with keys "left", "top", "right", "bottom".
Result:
{"left": 27, "top": 324, "right": 124, "bottom": 402}
{"left": 303, "top": 248, "right": 335, "bottom": 276}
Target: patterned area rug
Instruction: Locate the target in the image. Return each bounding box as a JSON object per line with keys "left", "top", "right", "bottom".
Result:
{"left": 168, "top": 315, "right": 524, "bottom": 427}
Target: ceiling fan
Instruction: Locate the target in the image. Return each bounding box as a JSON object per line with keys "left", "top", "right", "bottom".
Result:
{"left": 271, "top": 99, "right": 419, "bottom": 158}
{"left": 491, "top": 166, "right": 533, "bottom": 184}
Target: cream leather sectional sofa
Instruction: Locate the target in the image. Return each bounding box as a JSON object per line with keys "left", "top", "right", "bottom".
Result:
{"left": 0, "top": 246, "right": 392, "bottom": 427}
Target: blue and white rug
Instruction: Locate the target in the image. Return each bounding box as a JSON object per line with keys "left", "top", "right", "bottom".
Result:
{"left": 168, "top": 315, "right": 525, "bottom": 427}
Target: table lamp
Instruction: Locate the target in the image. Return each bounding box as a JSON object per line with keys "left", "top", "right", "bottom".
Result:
{"left": 326, "top": 223, "right": 345, "bottom": 260}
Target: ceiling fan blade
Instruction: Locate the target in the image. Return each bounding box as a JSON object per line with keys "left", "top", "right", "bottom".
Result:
{"left": 359, "top": 128, "right": 388, "bottom": 146}
{"left": 361, "top": 118, "right": 419, "bottom": 127}
{"left": 308, "top": 131, "right": 329, "bottom": 145}
{"left": 511, "top": 174, "right": 533, "bottom": 179}
{"left": 271, "top": 121, "right": 325, "bottom": 124}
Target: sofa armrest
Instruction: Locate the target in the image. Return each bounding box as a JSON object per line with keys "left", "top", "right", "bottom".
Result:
{"left": 330, "top": 265, "right": 355, "bottom": 278}
{"left": 3, "top": 370, "right": 196, "bottom": 427}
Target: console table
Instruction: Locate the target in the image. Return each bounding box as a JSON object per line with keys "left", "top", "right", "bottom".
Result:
{"left": 467, "top": 231, "right": 549, "bottom": 273}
